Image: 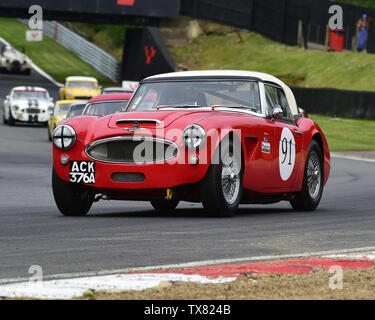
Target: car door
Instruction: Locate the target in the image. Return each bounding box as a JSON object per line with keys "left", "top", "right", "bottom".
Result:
{"left": 263, "top": 83, "right": 303, "bottom": 191}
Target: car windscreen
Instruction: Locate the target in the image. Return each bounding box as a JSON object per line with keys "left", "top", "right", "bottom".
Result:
{"left": 12, "top": 91, "right": 48, "bottom": 100}
{"left": 67, "top": 81, "right": 97, "bottom": 88}
{"left": 84, "top": 101, "right": 128, "bottom": 116}
{"left": 127, "top": 81, "right": 262, "bottom": 113}
{"left": 67, "top": 105, "right": 86, "bottom": 118}
{"left": 56, "top": 103, "right": 72, "bottom": 114}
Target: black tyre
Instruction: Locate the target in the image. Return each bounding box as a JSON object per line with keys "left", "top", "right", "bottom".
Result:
{"left": 200, "top": 140, "right": 243, "bottom": 217}
{"left": 8, "top": 112, "right": 15, "bottom": 126}
{"left": 150, "top": 199, "right": 179, "bottom": 213}
{"left": 290, "top": 140, "right": 324, "bottom": 211}
{"left": 52, "top": 167, "right": 93, "bottom": 216}
{"left": 2, "top": 112, "right": 8, "bottom": 124}
{"left": 48, "top": 128, "right": 52, "bottom": 142}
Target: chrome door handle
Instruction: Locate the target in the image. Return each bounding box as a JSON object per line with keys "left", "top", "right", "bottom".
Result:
{"left": 293, "top": 130, "right": 303, "bottom": 136}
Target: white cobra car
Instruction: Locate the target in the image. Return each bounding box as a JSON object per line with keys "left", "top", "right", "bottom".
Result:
{"left": 3, "top": 86, "right": 54, "bottom": 126}
{"left": 0, "top": 45, "right": 32, "bottom": 75}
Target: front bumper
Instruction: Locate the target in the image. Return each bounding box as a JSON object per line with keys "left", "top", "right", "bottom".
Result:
{"left": 13, "top": 110, "right": 50, "bottom": 123}
{"left": 53, "top": 147, "right": 210, "bottom": 190}
{"left": 3, "top": 61, "right": 30, "bottom": 72}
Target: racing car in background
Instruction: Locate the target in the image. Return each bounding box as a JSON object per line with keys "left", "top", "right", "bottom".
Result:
{"left": 3, "top": 86, "right": 54, "bottom": 125}
{"left": 83, "top": 93, "right": 132, "bottom": 117}
{"left": 0, "top": 45, "right": 32, "bottom": 75}
{"left": 59, "top": 76, "right": 101, "bottom": 100}
{"left": 64, "top": 102, "right": 87, "bottom": 121}
{"left": 52, "top": 70, "right": 330, "bottom": 217}
{"left": 48, "top": 100, "right": 86, "bottom": 141}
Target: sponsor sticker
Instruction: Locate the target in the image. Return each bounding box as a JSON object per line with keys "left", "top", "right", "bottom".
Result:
{"left": 261, "top": 141, "right": 271, "bottom": 154}
{"left": 69, "top": 161, "right": 95, "bottom": 184}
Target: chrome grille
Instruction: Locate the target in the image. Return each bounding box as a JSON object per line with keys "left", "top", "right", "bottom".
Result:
{"left": 75, "top": 96, "right": 92, "bottom": 100}
{"left": 26, "top": 108, "right": 40, "bottom": 114}
{"left": 86, "top": 136, "right": 179, "bottom": 164}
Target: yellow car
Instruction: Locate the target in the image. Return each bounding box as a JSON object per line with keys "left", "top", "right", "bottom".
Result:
{"left": 59, "top": 76, "right": 101, "bottom": 100}
{"left": 48, "top": 100, "right": 86, "bottom": 141}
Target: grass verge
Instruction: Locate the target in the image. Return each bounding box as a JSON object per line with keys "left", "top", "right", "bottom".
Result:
{"left": 171, "top": 31, "right": 375, "bottom": 91}
{"left": 310, "top": 114, "right": 375, "bottom": 151}
{"left": 79, "top": 266, "right": 375, "bottom": 300}
{"left": 0, "top": 18, "right": 114, "bottom": 85}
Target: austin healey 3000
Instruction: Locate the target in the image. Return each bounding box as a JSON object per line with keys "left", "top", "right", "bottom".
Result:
{"left": 52, "top": 70, "right": 330, "bottom": 217}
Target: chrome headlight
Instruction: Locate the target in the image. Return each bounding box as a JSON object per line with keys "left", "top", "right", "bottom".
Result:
{"left": 183, "top": 124, "right": 206, "bottom": 150}
{"left": 53, "top": 125, "right": 76, "bottom": 150}
{"left": 12, "top": 105, "right": 19, "bottom": 111}
{"left": 67, "top": 92, "right": 73, "bottom": 97}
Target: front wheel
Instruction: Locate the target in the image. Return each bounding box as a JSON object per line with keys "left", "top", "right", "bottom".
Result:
{"left": 48, "top": 128, "right": 52, "bottom": 141}
{"left": 2, "top": 111, "right": 8, "bottom": 124}
{"left": 8, "top": 112, "right": 15, "bottom": 126}
{"left": 150, "top": 199, "right": 179, "bottom": 213}
{"left": 200, "top": 140, "right": 243, "bottom": 217}
{"left": 52, "top": 167, "right": 93, "bottom": 216}
{"left": 290, "top": 140, "right": 324, "bottom": 211}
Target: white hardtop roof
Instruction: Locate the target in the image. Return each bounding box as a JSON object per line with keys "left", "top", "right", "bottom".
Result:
{"left": 144, "top": 70, "right": 298, "bottom": 115}
{"left": 66, "top": 76, "right": 98, "bottom": 82}
{"left": 12, "top": 86, "right": 48, "bottom": 92}
{"left": 145, "top": 70, "right": 281, "bottom": 83}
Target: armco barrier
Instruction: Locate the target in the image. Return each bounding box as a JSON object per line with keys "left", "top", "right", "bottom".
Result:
{"left": 19, "top": 19, "right": 121, "bottom": 83}
{"left": 291, "top": 86, "right": 375, "bottom": 119}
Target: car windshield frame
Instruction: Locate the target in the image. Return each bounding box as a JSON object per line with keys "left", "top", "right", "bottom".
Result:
{"left": 83, "top": 100, "right": 129, "bottom": 117}
{"left": 67, "top": 81, "right": 98, "bottom": 88}
{"left": 12, "top": 90, "right": 49, "bottom": 101}
{"left": 126, "top": 78, "right": 267, "bottom": 117}
{"left": 55, "top": 103, "right": 72, "bottom": 115}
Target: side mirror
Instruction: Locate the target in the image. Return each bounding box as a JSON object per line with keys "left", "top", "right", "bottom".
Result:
{"left": 272, "top": 106, "right": 284, "bottom": 117}
{"left": 267, "top": 106, "right": 283, "bottom": 120}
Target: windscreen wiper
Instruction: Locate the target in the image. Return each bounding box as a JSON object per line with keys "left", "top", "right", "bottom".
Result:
{"left": 214, "top": 105, "right": 258, "bottom": 112}
{"left": 157, "top": 105, "right": 205, "bottom": 110}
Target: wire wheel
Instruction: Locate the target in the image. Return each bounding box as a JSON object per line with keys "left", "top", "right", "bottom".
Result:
{"left": 221, "top": 152, "right": 241, "bottom": 205}
{"left": 307, "top": 150, "right": 322, "bottom": 200}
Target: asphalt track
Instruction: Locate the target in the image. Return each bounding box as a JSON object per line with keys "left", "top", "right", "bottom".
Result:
{"left": 1, "top": 72, "right": 375, "bottom": 281}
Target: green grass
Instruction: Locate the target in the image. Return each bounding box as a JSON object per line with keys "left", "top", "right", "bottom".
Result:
{"left": 171, "top": 32, "right": 375, "bottom": 91}
{"left": 61, "top": 22, "right": 126, "bottom": 60}
{"left": 0, "top": 18, "right": 114, "bottom": 85}
{"left": 334, "top": 0, "right": 375, "bottom": 8}
{"left": 310, "top": 114, "right": 375, "bottom": 151}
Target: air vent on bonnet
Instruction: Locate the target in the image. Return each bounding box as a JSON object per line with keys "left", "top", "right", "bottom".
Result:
{"left": 115, "top": 119, "right": 161, "bottom": 128}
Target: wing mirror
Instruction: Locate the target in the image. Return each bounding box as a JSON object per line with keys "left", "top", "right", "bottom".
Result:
{"left": 267, "top": 106, "right": 283, "bottom": 120}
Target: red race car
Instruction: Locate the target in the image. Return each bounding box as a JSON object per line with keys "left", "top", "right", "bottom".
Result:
{"left": 52, "top": 71, "right": 330, "bottom": 217}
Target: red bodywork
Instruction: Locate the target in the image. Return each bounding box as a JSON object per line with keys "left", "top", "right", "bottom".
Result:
{"left": 87, "top": 93, "right": 133, "bottom": 104}
{"left": 53, "top": 108, "right": 330, "bottom": 202}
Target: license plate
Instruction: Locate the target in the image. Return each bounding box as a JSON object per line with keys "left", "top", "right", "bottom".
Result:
{"left": 28, "top": 115, "right": 37, "bottom": 122}
{"left": 69, "top": 161, "right": 95, "bottom": 184}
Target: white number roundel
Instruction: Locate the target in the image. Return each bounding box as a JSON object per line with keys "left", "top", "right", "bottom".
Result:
{"left": 279, "top": 128, "right": 296, "bottom": 181}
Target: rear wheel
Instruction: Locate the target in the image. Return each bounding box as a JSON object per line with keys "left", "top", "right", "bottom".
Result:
{"left": 200, "top": 140, "right": 243, "bottom": 217}
{"left": 290, "top": 140, "right": 324, "bottom": 211}
{"left": 52, "top": 167, "right": 93, "bottom": 216}
{"left": 150, "top": 199, "right": 179, "bottom": 213}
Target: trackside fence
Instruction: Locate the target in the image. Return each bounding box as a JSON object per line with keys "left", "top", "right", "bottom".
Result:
{"left": 18, "top": 19, "right": 121, "bottom": 82}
